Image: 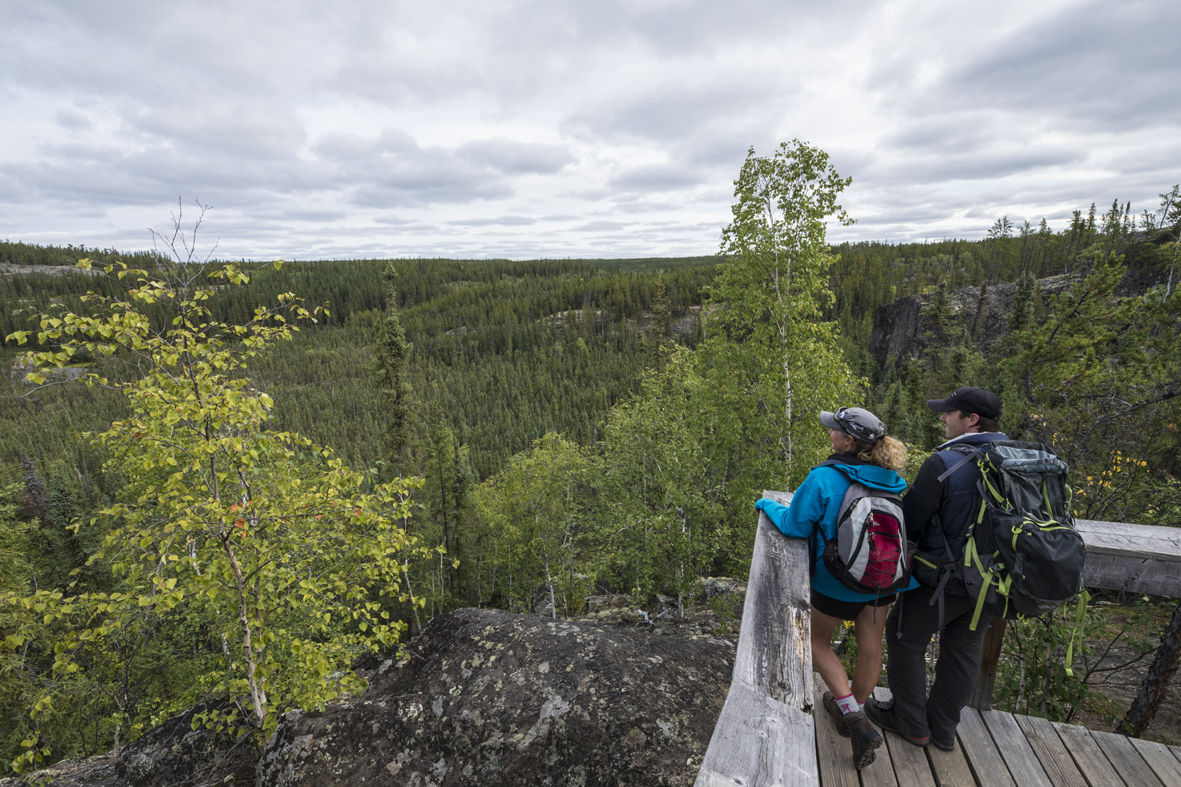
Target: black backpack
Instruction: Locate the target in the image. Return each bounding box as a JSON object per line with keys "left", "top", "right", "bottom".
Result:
{"left": 921, "top": 440, "right": 1087, "bottom": 631}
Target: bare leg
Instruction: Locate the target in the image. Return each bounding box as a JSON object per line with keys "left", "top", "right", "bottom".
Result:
{"left": 850, "top": 603, "right": 889, "bottom": 703}
{"left": 811, "top": 605, "right": 853, "bottom": 698}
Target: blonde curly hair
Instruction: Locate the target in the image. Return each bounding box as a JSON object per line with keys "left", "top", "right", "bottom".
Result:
{"left": 852, "top": 435, "right": 907, "bottom": 472}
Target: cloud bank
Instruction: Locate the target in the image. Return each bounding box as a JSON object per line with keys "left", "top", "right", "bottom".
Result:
{"left": 1, "top": 0, "right": 1178, "bottom": 259}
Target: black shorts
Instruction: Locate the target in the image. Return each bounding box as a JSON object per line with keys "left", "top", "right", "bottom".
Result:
{"left": 811, "top": 589, "right": 895, "bottom": 622}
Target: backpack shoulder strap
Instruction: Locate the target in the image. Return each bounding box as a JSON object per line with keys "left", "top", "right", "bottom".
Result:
{"left": 936, "top": 444, "right": 988, "bottom": 483}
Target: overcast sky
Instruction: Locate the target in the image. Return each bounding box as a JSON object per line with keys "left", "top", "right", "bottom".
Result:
{"left": 2, "top": 0, "right": 1179, "bottom": 260}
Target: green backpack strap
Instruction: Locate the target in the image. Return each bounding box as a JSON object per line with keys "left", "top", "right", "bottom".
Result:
{"left": 1064, "top": 590, "right": 1091, "bottom": 678}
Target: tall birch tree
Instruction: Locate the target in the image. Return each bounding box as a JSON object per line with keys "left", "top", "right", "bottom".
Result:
{"left": 702, "top": 140, "right": 857, "bottom": 488}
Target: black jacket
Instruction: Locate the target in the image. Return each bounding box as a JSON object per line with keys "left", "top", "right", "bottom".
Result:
{"left": 903, "top": 432, "right": 1009, "bottom": 560}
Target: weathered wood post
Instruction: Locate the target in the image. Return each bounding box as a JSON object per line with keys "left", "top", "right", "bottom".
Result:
{"left": 967, "top": 618, "right": 1005, "bottom": 710}
{"left": 695, "top": 490, "right": 818, "bottom": 786}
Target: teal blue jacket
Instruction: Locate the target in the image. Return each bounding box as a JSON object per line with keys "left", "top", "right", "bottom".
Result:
{"left": 755, "top": 459, "right": 915, "bottom": 602}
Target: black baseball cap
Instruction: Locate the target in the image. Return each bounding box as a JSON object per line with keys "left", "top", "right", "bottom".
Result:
{"left": 927, "top": 387, "right": 1002, "bottom": 420}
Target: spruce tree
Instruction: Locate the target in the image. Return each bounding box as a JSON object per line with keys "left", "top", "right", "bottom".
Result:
{"left": 374, "top": 264, "right": 414, "bottom": 474}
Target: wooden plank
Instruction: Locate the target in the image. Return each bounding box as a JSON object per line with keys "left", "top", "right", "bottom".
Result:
{"left": 883, "top": 730, "right": 934, "bottom": 787}
{"left": 1081, "top": 552, "right": 1181, "bottom": 597}
{"left": 928, "top": 741, "right": 979, "bottom": 787}
{"left": 959, "top": 708, "right": 1017, "bottom": 787}
{"left": 1090, "top": 731, "right": 1164, "bottom": 787}
{"left": 812, "top": 683, "right": 859, "bottom": 787}
{"left": 1076, "top": 519, "right": 1181, "bottom": 596}
{"left": 696, "top": 490, "right": 817, "bottom": 787}
{"left": 1172, "top": 744, "right": 1181, "bottom": 770}
{"left": 1129, "top": 737, "right": 1181, "bottom": 786}
{"left": 1051, "top": 722, "right": 1128, "bottom": 787}
{"left": 1075, "top": 519, "right": 1181, "bottom": 562}
{"left": 730, "top": 491, "right": 812, "bottom": 708}
{"left": 979, "top": 711, "right": 1053, "bottom": 786}
{"left": 695, "top": 681, "right": 817, "bottom": 787}
{"left": 1013, "top": 715, "right": 1089, "bottom": 787}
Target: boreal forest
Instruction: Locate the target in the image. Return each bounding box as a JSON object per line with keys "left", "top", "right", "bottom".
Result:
{"left": 2, "top": 142, "right": 1180, "bottom": 774}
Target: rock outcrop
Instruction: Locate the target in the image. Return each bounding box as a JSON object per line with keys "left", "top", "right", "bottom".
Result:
{"left": 114, "top": 701, "right": 254, "bottom": 786}
{"left": 867, "top": 273, "right": 1081, "bottom": 372}
{"left": 256, "top": 608, "right": 735, "bottom": 786}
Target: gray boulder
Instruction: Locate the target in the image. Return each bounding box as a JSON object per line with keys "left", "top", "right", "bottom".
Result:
{"left": 114, "top": 700, "right": 254, "bottom": 786}
{"left": 257, "top": 607, "right": 735, "bottom": 786}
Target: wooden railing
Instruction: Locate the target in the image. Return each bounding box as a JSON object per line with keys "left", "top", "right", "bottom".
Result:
{"left": 696, "top": 493, "right": 1181, "bottom": 786}
{"left": 694, "top": 490, "right": 817, "bottom": 786}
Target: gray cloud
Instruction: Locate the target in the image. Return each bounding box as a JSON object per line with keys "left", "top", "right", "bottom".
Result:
{"left": 447, "top": 216, "right": 538, "bottom": 227}
{"left": 2, "top": 0, "right": 1180, "bottom": 256}
{"left": 456, "top": 139, "right": 575, "bottom": 174}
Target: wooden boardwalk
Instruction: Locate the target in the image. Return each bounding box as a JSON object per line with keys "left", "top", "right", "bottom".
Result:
{"left": 815, "top": 683, "right": 1181, "bottom": 786}
{"left": 695, "top": 491, "right": 1181, "bottom": 787}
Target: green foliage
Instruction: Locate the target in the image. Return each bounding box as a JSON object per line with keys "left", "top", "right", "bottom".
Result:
{"left": 704, "top": 139, "right": 857, "bottom": 488}
{"left": 474, "top": 433, "right": 592, "bottom": 617}
{"left": 593, "top": 349, "right": 728, "bottom": 603}
{"left": 4, "top": 171, "right": 1181, "bottom": 770}
{"left": 992, "top": 605, "right": 1123, "bottom": 723}
{"left": 2, "top": 255, "right": 434, "bottom": 770}
{"left": 373, "top": 264, "right": 414, "bottom": 473}
{"left": 1000, "top": 252, "right": 1181, "bottom": 525}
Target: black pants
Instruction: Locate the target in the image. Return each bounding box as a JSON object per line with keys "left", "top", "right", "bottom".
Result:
{"left": 885, "top": 583, "right": 989, "bottom": 748}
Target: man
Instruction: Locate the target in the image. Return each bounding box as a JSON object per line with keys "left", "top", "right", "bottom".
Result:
{"left": 865, "top": 387, "right": 1006, "bottom": 752}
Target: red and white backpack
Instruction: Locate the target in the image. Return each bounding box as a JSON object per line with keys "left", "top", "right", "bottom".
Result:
{"left": 815, "top": 470, "right": 910, "bottom": 595}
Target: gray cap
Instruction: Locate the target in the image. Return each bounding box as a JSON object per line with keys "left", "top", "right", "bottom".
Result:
{"left": 819, "top": 407, "right": 885, "bottom": 443}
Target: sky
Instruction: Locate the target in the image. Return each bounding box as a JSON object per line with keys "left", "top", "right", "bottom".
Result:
{"left": 1, "top": 0, "right": 1179, "bottom": 261}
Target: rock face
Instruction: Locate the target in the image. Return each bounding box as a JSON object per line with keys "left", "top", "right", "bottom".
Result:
{"left": 256, "top": 608, "right": 735, "bottom": 787}
{"left": 867, "top": 274, "right": 1081, "bottom": 372}
{"left": 0, "top": 702, "right": 251, "bottom": 787}
{"left": 115, "top": 700, "right": 253, "bottom": 787}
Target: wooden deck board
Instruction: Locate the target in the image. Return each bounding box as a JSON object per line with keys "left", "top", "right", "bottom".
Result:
{"left": 1052, "top": 723, "right": 1129, "bottom": 787}
{"left": 1091, "top": 730, "right": 1165, "bottom": 787}
{"left": 959, "top": 708, "right": 1018, "bottom": 787}
{"left": 1129, "top": 737, "right": 1181, "bottom": 786}
{"left": 883, "top": 730, "right": 935, "bottom": 787}
{"left": 980, "top": 710, "right": 1054, "bottom": 786}
{"left": 927, "top": 741, "right": 978, "bottom": 787}
{"left": 812, "top": 684, "right": 859, "bottom": 787}
{"left": 1012, "top": 715, "right": 1089, "bottom": 787}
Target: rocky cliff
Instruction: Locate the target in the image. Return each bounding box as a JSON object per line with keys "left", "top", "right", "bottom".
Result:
{"left": 867, "top": 273, "right": 1080, "bottom": 372}
{"left": 2, "top": 606, "right": 737, "bottom": 787}
{"left": 257, "top": 608, "right": 734, "bottom": 786}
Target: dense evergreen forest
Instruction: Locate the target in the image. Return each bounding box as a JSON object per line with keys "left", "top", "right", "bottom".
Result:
{"left": 1, "top": 160, "right": 1180, "bottom": 773}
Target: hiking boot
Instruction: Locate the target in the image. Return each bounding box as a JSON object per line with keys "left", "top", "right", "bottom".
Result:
{"left": 848, "top": 712, "right": 882, "bottom": 770}
{"left": 822, "top": 691, "right": 854, "bottom": 737}
{"left": 864, "top": 695, "right": 930, "bottom": 747}
{"left": 930, "top": 735, "right": 956, "bottom": 752}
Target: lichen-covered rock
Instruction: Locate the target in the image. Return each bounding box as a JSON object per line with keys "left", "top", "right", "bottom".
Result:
{"left": 256, "top": 608, "right": 735, "bottom": 786}
{"left": 114, "top": 700, "right": 254, "bottom": 787}
{"left": 0, "top": 755, "right": 118, "bottom": 787}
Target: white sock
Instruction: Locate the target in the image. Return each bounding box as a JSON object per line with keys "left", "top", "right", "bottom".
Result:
{"left": 835, "top": 693, "right": 860, "bottom": 715}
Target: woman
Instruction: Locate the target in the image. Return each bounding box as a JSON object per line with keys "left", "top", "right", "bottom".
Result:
{"left": 755, "top": 406, "right": 911, "bottom": 770}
